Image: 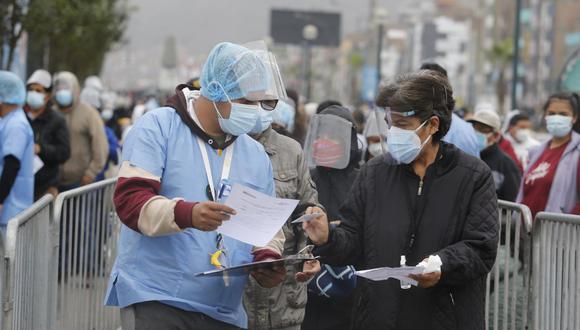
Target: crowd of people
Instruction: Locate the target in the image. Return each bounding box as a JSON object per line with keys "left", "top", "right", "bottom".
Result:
{"left": 0, "top": 39, "right": 578, "bottom": 330}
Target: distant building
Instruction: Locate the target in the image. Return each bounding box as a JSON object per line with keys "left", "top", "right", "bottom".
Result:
{"left": 409, "top": 16, "right": 473, "bottom": 103}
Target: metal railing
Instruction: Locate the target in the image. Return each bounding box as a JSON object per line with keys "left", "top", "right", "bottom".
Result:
{"left": 54, "top": 178, "right": 120, "bottom": 330}
{"left": 485, "top": 200, "right": 533, "bottom": 330}
{"left": 2, "top": 195, "right": 56, "bottom": 330}
{"left": 531, "top": 212, "right": 580, "bottom": 330}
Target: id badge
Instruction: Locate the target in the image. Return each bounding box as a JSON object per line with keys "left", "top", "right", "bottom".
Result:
{"left": 217, "top": 180, "right": 233, "bottom": 202}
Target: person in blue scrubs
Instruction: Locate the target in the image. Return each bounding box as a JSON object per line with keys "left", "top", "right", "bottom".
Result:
{"left": 106, "top": 41, "right": 309, "bottom": 329}
{"left": 0, "top": 71, "right": 34, "bottom": 230}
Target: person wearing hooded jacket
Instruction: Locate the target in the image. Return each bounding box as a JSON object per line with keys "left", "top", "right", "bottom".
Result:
{"left": 517, "top": 92, "right": 580, "bottom": 218}
{"left": 302, "top": 105, "right": 360, "bottom": 330}
{"left": 53, "top": 72, "right": 108, "bottom": 190}
{"left": 80, "top": 75, "right": 120, "bottom": 181}
{"left": 243, "top": 99, "right": 323, "bottom": 330}
{"left": 302, "top": 71, "right": 498, "bottom": 330}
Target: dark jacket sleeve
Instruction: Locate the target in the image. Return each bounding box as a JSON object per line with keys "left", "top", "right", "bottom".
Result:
{"left": 438, "top": 167, "right": 499, "bottom": 286}
{"left": 39, "top": 117, "right": 70, "bottom": 165}
{"left": 0, "top": 155, "right": 21, "bottom": 203}
{"left": 499, "top": 158, "right": 521, "bottom": 202}
{"left": 313, "top": 165, "right": 366, "bottom": 266}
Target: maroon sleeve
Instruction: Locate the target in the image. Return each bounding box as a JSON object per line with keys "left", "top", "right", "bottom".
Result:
{"left": 114, "top": 177, "right": 197, "bottom": 233}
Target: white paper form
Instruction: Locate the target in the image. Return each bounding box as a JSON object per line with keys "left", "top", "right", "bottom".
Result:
{"left": 219, "top": 184, "right": 299, "bottom": 247}
{"left": 33, "top": 156, "right": 44, "bottom": 174}
{"left": 356, "top": 266, "right": 426, "bottom": 286}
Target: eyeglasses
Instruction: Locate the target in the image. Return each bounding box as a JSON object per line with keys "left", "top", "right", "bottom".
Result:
{"left": 259, "top": 99, "right": 278, "bottom": 111}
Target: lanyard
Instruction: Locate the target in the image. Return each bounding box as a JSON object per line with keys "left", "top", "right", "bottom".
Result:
{"left": 186, "top": 93, "right": 235, "bottom": 201}
{"left": 196, "top": 136, "right": 234, "bottom": 201}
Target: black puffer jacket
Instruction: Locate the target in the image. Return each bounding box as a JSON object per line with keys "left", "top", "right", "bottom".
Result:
{"left": 28, "top": 107, "right": 70, "bottom": 196}
{"left": 314, "top": 142, "right": 499, "bottom": 330}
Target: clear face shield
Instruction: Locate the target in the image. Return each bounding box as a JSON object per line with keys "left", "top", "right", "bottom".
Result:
{"left": 304, "top": 114, "right": 353, "bottom": 169}
{"left": 383, "top": 107, "right": 419, "bottom": 130}
{"left": 237, "top": 40, "right": 287, "bottom": 109}
{"left": 363, "top": 108, "right": 389, "bottom": 156}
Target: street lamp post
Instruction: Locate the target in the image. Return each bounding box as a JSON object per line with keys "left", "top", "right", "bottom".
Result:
{"left": 511, "top": 0, "right": 523, "bottom": 110}
{"left": 374, "top": 8, "right": 388, "bottom": 96}
{"left": 302, "top": 24, "right": 319, "bottom": 102}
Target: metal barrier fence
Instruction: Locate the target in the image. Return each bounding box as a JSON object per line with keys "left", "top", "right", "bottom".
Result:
{"left": 2, "top": 195, "right": 56, "bottom": 330}
{"left": 531, "top": 212, "right": 580, "bottom": 330}
{"left": 54, "top": 178, "right": 120, "bottom": 330}
{"left": 485, "top": 200, "right": 533, "bottom": 330}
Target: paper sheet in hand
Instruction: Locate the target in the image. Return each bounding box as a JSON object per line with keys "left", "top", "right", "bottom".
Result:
{"left": 356, "top": 266, "right": 426, "bottom": 286}
{"left": 33, "top": 156, "right": 44, "bottom": 174}
{"left": 219, "top": 184, "right": 299, "bottom": 246}
{"left": 196, "top": 255, "right": 317, "bottom": 277}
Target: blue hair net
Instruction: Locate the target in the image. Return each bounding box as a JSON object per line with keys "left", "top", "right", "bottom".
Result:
{"left": 200, "top": 42, "right": 269, "bottom": 102}
{"left": 272, "top": 100, "right": 295, "bottom": 129}
{"left": 0, "top": 71, "right": 26, "bottom": 105}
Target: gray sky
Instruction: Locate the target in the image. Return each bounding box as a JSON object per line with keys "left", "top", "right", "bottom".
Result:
{"left": 122, "top": 0, "right": 402, "bottom": 51}
{"left": 102, "top": 0, "right": 438, "bottom": 89}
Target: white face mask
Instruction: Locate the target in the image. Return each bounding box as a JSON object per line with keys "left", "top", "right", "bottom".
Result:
{"left": 367, "top": 142, "right": 386, "bottom": 157}
{"left": 546, "top": 115, "right": 573, "bottom": 138}
{"left": 514, "top": 129, "right": 530, "bottom": 143}
{"left": 386, "top": 120, "right": 431, "bottom": 164}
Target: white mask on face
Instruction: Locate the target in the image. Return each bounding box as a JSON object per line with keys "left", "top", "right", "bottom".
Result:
{"left": 386, "top": 120, "right": 431, "bottom": 164}
{"left": 546, "top": 115, "right": 573, "bottom": 138}
{"left": 514, "top": 129, "right": 530, "bottom": 143}
{"left": 367, "top": 142, "right": 387, "bottom": 157}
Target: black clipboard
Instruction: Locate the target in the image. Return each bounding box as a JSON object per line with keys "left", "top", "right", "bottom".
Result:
{"left": 195, "top": 254, "right": 317, "bottom": 277}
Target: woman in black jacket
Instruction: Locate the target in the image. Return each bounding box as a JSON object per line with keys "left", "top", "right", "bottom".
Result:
{"left": 303, "top": 70, "right": 499, "bottom": 330}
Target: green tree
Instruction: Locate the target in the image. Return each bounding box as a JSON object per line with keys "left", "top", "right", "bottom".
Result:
{"left": 21, "top": 0, "right": 129, "bottom": 80}
{"left": 487, "top": 39, "right": 514, "bottom": 114}
{"left": 0, "top": 0, "right": 27, "bottom": 70}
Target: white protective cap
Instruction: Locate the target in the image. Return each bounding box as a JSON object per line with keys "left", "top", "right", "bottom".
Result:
{"left": 27, "top": 69, "right": 52, "bottom": 89}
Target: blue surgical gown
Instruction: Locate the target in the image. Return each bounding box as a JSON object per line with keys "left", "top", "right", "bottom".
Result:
{"left": 0, "top": 108, "right": 34, "bottom": 226}
{"left": 104, "top": 107, "right": 276, "bottom": 329}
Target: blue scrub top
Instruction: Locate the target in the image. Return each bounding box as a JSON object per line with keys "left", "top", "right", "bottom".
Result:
{"left": 0, "top": 108, "right": 34, "bottom": 226}
{"left": 105, "top": 107, "right": 275, "bottom": 329}
{"left": 443, "top": 112, "right": 480, "bottom": 158}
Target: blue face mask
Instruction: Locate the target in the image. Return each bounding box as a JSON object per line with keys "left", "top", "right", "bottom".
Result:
{"left": 26, "top": 91, "right": 46, "bottom": 110}
{"left": 475, "top": 132, "right": 491, "bottom": 151}
{"left": 55, "top": 89, "right": 73, "bottom": 108}
{"left": 213, "top": 101, "right": 260, "bottom": 136}
{"left": 386, "top": 120, "right": 431, "bottom": 164}
{"left": 249, "top": 108, "right": 273, "bottom": 134}
{"left": 209, "top": 81, "right": 260, "bottom": 136}
{"left": 546, "top": 115, "right": 573, "bottom": 138}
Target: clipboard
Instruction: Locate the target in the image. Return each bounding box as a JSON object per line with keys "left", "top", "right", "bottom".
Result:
{"left": 196, "top": 254, "right": 318, "bottom": 277}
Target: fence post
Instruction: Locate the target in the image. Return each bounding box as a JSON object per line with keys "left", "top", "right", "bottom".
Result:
{"left": 531, "top": 212, "right": 580, "bottom": 330}
{"left": 54, "top": 178, "right": 120, "bottom": 330}
{"left": 485, "top": 200, "right": 533, "bottom": 330}
{"left": 1, "top": 194, "right": 55, "bottom": 330}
